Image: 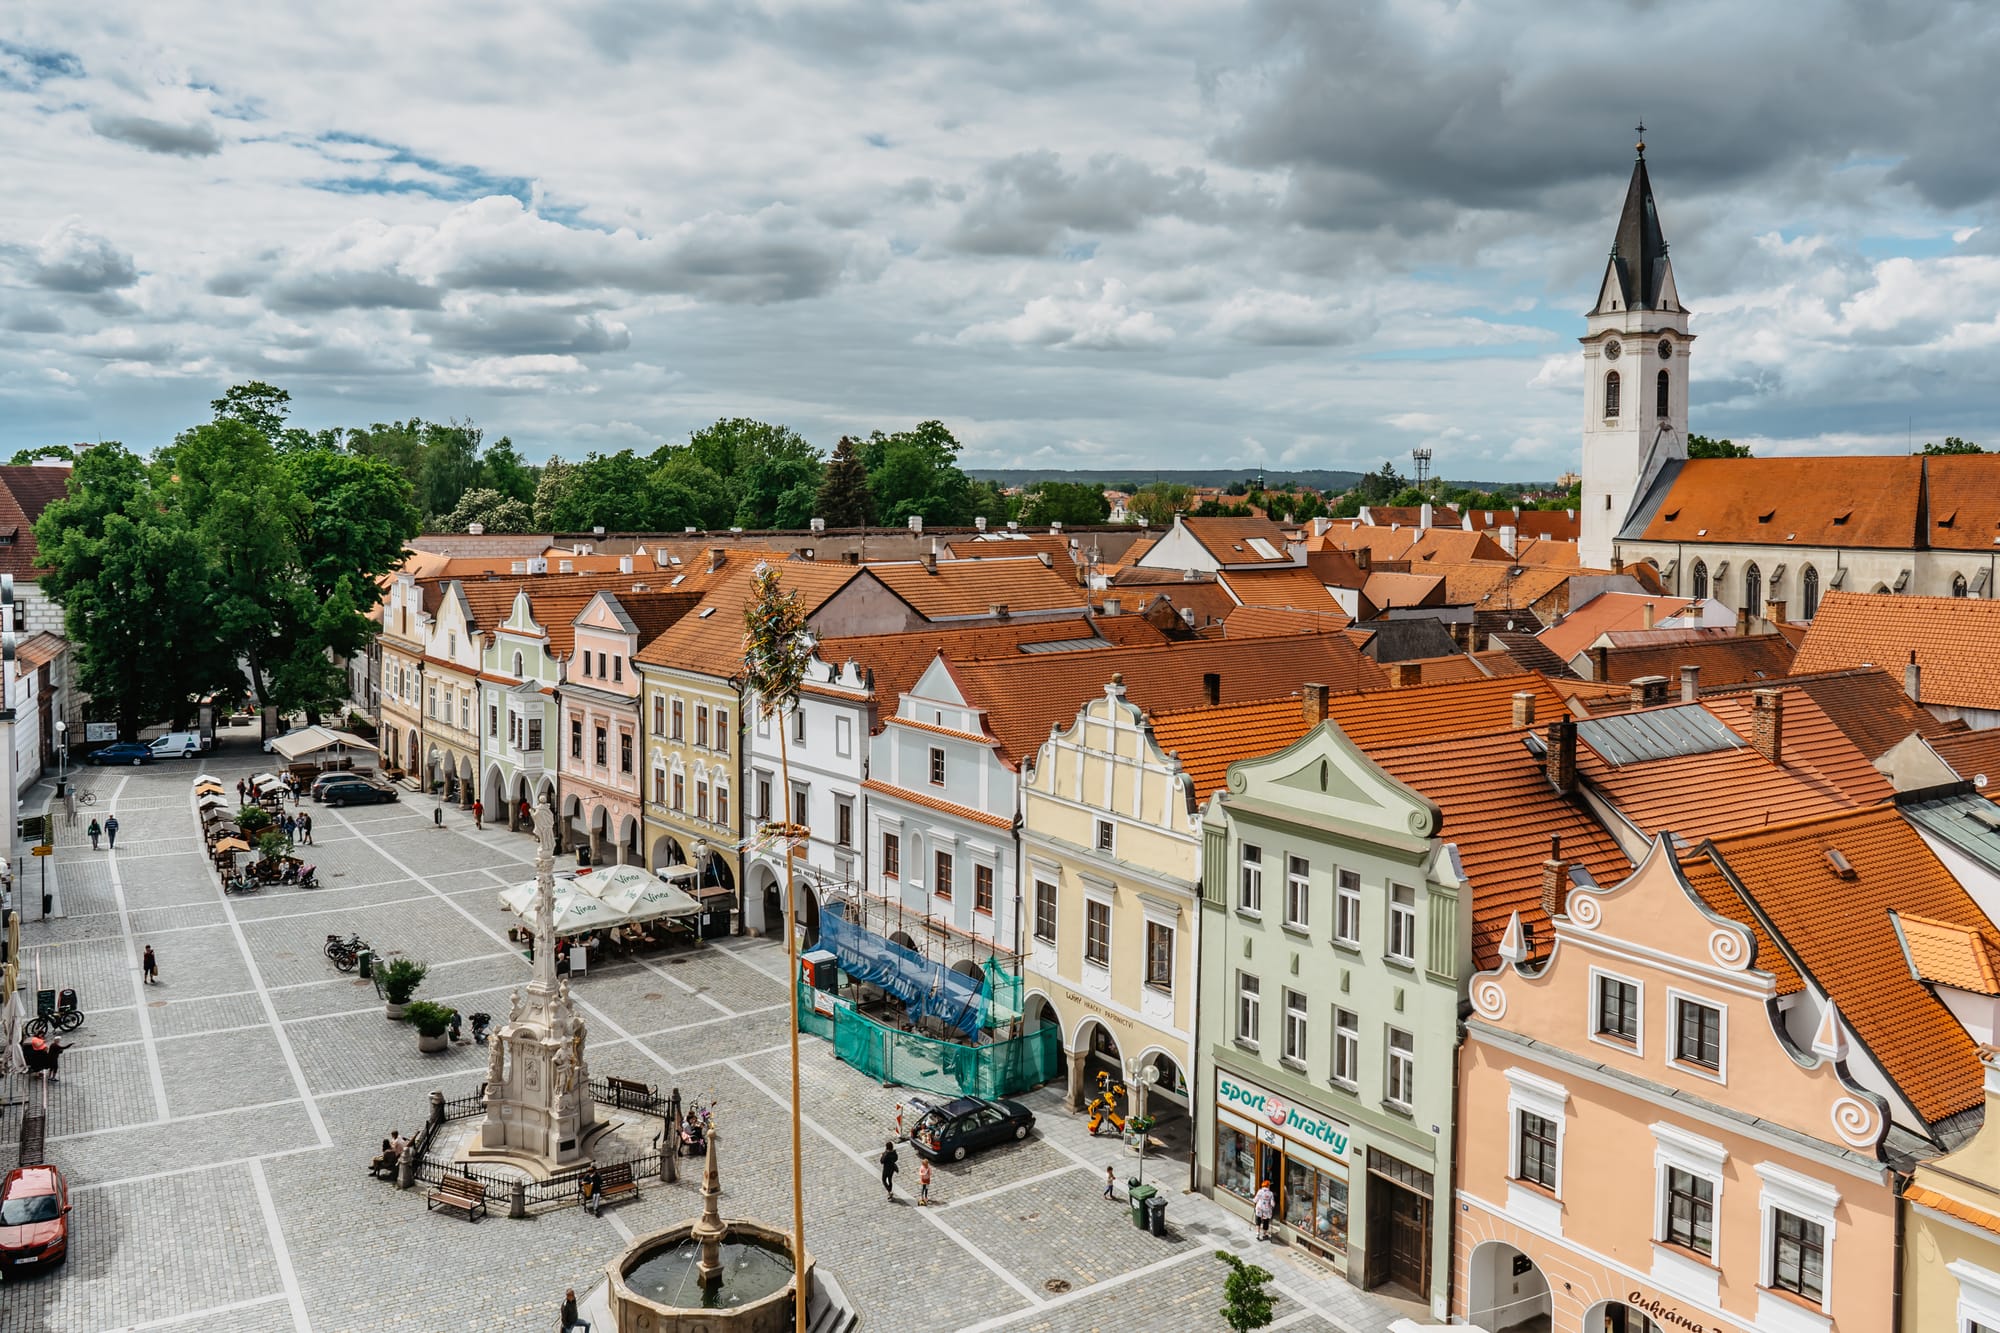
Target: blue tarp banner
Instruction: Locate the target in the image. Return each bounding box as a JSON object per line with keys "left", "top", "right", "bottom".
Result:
{"left": 820, "top": 903, "right": 984, "bottom": 1037}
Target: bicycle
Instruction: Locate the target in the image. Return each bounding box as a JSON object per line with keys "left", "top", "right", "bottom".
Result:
{"left": 325, "top": 932, "right": 370, "bottom": 972}
{"left": 26, "top": 992, "right": 83, "bottom": 1037}
{"left": 77, "top": 791, "right": 96, "bottom": 806}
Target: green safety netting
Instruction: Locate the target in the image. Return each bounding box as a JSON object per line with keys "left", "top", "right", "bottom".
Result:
{"left": 799, "top": 983, "right": 1061, "bottom": 1099}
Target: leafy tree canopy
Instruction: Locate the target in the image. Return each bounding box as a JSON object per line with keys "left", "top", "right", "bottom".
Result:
{"left": 1925, "top": 436, "right": 1983, "bottom": 454}
{"left": 1687, "top": 434, "right": 1752, "bottom": 458}
{"left": 1017, "top": 481, "right": 1109, "bottom": 527}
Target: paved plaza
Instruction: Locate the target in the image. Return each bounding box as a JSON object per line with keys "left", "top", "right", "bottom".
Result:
{"left": 4, "top": 735, "right": 1411, "bottom": 1332}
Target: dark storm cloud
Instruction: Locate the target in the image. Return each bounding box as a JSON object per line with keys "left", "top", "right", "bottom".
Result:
{"left": 28, "top": 223, "right": 138, "bottom": 293}
{"left": 90, "top": 110, "right": 222, "bottom": 157}
{"left": 268, "top": 269, "right": 443, "bottom": 312}
{"left": 949, "top": 151, "right": 1234, "bottom": 255}
{"left": 420, "top": 307, "right": 631, "bottom": 355}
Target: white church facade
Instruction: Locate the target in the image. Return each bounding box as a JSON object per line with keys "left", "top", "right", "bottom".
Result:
{"left": 1580, "top": 140, "right": 2000, "bottom": 612}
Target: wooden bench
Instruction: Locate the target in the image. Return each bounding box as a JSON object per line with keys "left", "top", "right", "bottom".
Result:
{"left": 426, "top": 1173, "right": 487, "bottom": 1221}
{"left": 605, "top": 1076, "right": 654, "bottom": 1110}
{"left": 598, "top": 1162, "right": 640, "bottom": 1206}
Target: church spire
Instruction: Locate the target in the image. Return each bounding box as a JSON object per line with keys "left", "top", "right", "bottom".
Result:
{"left": 1594, "top": 127, "right": 1681, "bottom": 315}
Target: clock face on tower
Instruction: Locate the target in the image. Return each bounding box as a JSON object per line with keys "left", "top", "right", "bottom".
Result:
{"left": 1605, "top": 340, "right": 1621, "bottom": 360}
{"left": 1658, "top": 339, "right": 1673, "bottom": 360}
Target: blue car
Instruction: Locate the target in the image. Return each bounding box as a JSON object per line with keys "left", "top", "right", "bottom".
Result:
{"left": 88, "top": 742, "right": 153, "bottom": 766}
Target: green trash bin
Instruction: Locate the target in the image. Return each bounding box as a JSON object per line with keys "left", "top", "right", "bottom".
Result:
{"left": 1128, "top": 1183, "right": 1157, "bottom": 1230}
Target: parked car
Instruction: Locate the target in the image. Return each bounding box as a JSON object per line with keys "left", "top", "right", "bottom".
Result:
{"left": 0, "top": 1164, "right": 69, "bottom": 1273}
{"left": 910, "top": 1097, "right": 1036, "bottom": 1162}
{"left": 87, "top": 743, "right": 152, "bottom": 767}
{"left": 147, "top": 731, "right": 204, "bottom": 759}
{"left": 323, "top": 783, "right": 398, "bottom": 808}
{"left": 310, "top": 772, "right": 372, "bottom": 801}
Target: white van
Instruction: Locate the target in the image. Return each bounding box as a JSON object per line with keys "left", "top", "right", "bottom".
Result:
{"left": 148, "top": 731, "right": 205, "bottom": 759}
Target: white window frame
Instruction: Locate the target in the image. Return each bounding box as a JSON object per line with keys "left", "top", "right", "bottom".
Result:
{"left": 1331, "top": 1007, "right": 1359, "bottom": 1088}
{"left": 1281, "top": 988, "right": 1309, "bottom": 1068}
{"left": 1334, "top": 868, "right": 1361, "bottom": 947}
{"left": 1239, "top": 845, "right": 1263, "bottom": 915}
{"left": 1384, "top": 1025, "right": 1415, "bottom": 1110}
{"left": 1284, "top": 855, "right": 1310, "bottom": 931}
{"left": 1950, "top": 1259, "right": 2000, "bottom": 1333}
{"left": 1033, "top": 879, "right": 1057, "bottom": 945}
{"left": 1589, "top": 966, "right": 1645, "bottom": 1057}
{"left": 1387, "top": 883, "right": 1417, "bottom": 963}
{"left": 1083, "top": 893, "right": 1112, "bottom": 970}
{"left": 928, "top": 746, "right": 946, "bottom": 786}
{"left": 835, "top": 714, "right": 853, "bottom": 758}
{"left": 1095, "top": 818, "right": 1115, "bottom": 854}
{"left": 1652, "top": 1121, "right": 1728, "bottom": 1258}
{"left": 1143, "top": 915, "right": 1174, "bottom": 992}
{"left": 1505, "top": 1071, "right": 1569, "bottom": 1189}
{"left": 1758, "top": 1161, "right": 1839, "bottom": 1314}
{"left": 1667, "top": 988, "right": 1728, "bottom": 1084}
{"left": 1236, "top": 972, "right": 1260, "bottom": 1047}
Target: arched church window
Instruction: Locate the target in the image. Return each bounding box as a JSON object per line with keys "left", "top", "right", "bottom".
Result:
{"left": 1656, "top": 370, "right": 1670, "bottom": 418}
{"left": 1801, "top": 566, "right": 1820, "bottom": 618}
{"left": 513, "top": 651, "right": 524, "bottom": 678}
{"left": 1605, "top": 371, "right": 1621, "bottom": 418}
{"left": 1744, "top": 563, "right": 1762, "bottom": 617}
{"left": 1691, "top": 560, "right": 1708, "bottom": 599}
{"left": 1954, "top": 574, "right": 1970, "bottom": 599}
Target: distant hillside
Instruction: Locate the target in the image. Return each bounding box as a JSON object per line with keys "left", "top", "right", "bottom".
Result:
{"left": 968, "top": 467, "right": 1367, "bottom": 491}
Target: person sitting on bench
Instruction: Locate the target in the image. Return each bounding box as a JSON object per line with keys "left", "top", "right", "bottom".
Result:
{"left": 370, "top": 1130, "right": 406, "bottom": 1178}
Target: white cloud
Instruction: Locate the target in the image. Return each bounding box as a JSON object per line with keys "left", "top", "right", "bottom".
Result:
{"left": 947, "top": 279, "right": 1173, "bottom": 350}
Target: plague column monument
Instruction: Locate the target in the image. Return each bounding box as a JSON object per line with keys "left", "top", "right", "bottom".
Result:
{"left": 477, "top": 802, "right": 601, "bottom": 1168}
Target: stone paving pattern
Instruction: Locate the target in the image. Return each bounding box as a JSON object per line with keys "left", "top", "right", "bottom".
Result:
{"left": 5, "top": 737, "right": 1412, "bottom": 1332}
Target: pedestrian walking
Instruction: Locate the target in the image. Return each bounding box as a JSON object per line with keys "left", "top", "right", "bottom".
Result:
{"left": 237, "top": 779, "right": 248, "bottom": 804}
{"left": 472, "top": 799, "right": 483, "bottom": 830}
{"left": 580, "top": 1164, "right": 604, "bottom": 1216}
{"left": 559, "top": 1288, "right": 591, "bottom": 1332}
{"left": 917, "top": 1158, "right": 933, "bottom": 1206}
{"left": 87, "top": 817, "right": 101, "bottom": 850}
{"left": 1104, "top": 1165, "right": 1117, "bottom": 1200}
{"left": 298, "top": 811, "right": 312, "bottom": 845}
{"left": 142, "top": 946, "right": 158, "bottom": 985}
{"left": 104, "top": 815, "right": 119, "bottom": 849}
{"left": 880, "top": 1139, "right": 899, "bottom": 1200}
{"left": 1253, "top": 1180, "right": 1276, "bottom": 1240}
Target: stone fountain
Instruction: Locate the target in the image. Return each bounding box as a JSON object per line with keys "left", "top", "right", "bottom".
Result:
{"left": 470, "top": 803, "right": 604, "bottom": 1170}
{"left": 605, "top": 1126, "right": 809, "bottom": 1333}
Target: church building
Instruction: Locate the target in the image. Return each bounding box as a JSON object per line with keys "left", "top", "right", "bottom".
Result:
{"left": 1580, "top": 140, "right": 2000, "bottom": 612}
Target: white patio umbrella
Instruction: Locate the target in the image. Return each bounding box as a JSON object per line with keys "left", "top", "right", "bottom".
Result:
{"left": 501, "top": 881, "right": 623, "bottom": 937}
{"left": 0, "top": 990, "right": 18, "bottom": 1076}
{"left": 197, "top": 793, "right": 229, "bottom": 810}
{"left": 193, "top": 773, "right": 223, "bottom": 785}
{"left": 578, "top": 863, "right": 700, "bottom": 923}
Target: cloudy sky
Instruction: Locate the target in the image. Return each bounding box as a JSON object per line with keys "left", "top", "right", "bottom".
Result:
{"left": 2, "top": 1, "right": 1995, "bottom": 479}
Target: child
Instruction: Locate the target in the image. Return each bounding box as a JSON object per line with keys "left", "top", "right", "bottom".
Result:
{"left": 917, "top": 1158, "right": 933, "bottom": 1206}
{"left": 1104, "top": 1165, "right": 1117, "bottom": 1200}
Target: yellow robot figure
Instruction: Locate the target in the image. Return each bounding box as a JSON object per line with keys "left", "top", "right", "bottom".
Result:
{"left": 1084, "top": 1070, "right": 1127, "bottom": 1137}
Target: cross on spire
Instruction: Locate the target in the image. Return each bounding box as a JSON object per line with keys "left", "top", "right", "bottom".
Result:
{"left": 1635, "top": 121, "right": 1646, "bottom": 157}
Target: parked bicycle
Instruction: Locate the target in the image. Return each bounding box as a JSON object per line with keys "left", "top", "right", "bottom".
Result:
{"left": 325, "top": 932, "right": 370, "bottom": 972}
{"left": 25, "top": 988, "right": 83, "bottom": 1037}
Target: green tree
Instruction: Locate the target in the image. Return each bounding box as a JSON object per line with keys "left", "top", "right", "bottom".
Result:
{"left": 648, "top": 453, "right": 734, "bottom": 531}
{"left": 1355, "top": 461, "right": 1406, "bottom": 505}
{"left": 210, "top": 382, "right": 293, "bottom": 441}
{"left": 1215, "top": 1252, "right": 1276, "bottom": 1332}
{"left": 1925, "top": 436, "right": 1983, "bottom": 455}
{"left": 414, "top": 420, "right": 484, "bottom": 521}
{"left": 8, "top": 444, "right": 76, "bottom": 466}
{"left": 542, "top": 451, "right": 659, "bottom": 531}
{"left": 1127, "top": 483, "right": 1193, "bottom": 526}
{"left": 864, "top": 421, "right": 974, "bottom": 525}
{"left": 477, "top": 436, "right": 537, "bottom": 504}
{"left": 1017, "top": 481, "right": 1110, "bottom": 527}
{"left": 814, "top": 435, "right": 873, "bottom": 526}
{"left": 532, "top": 457, "right": 581, "bottom": 530}
{"left": 440, "top": 487, "right": 536, "bottom": 534}
{"left": 1687, "top": 434, "right": 1752, "bottom": 458}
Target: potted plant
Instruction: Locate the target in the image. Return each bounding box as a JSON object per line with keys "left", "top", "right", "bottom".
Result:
{"left": 378, "top": 957, "right": 428, "bottom": 1019}
{"left": 402, "top": 1000, "right": 456, "bottom": 1053}
{"left": 237, "top": 804, "right": 272, "bottom": 836}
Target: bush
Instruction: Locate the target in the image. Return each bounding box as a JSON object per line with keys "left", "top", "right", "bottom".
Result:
{"left": 237, "top": 804, "right": 272, "bottom": 835}
{"left": 378, "top": 957, "right": 428, "bottom": 1005}
{"left": 401, "top": 1000, "right": 456, "bottom": 1037}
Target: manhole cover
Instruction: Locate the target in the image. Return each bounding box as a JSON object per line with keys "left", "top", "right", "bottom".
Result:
{"left": 1044, "top": 1279, "right": 1071, "bottom": 1294}
{"left": 665, "top": 958, "right": 690, "bottom": 966}
{"left": 642, "top": 993, "right": 663, "bottom": 1001}
{"left": 147, "top": 1001, "right": 167, "bottom": 1009}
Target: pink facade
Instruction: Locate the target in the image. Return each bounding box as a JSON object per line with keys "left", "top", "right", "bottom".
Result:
{"left": 560, "top": 597, "right": 645, "bottom": 865}
{"left": 1455, "top": 840, "right": 1898, "bottom": 1333}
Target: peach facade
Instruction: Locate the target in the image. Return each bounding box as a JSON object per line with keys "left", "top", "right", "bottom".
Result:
{"left": 560, "top": 596, "right": 645, "bottom": 865}
{"left": 1455, "top": 839, "right": 1898, "bottom": 1333}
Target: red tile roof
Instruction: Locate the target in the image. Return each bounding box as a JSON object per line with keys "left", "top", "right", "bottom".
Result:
{"left": 1684, "top": 806, "right": 1989, "bottom": 1125}
{"left": 1218, "top": 565, "right": 1348, "bottom": 612}
{"left": 1702, "top": 689, "right": 1895, "bottom": 807}
{"left": 1222, "top": 605, "right": 1353, "bottom": 637}
{"left": 1703, "top": 666, "right": 1953, "bottom": 761}
{"left": 1362, "top": 571, "right": 1445, "bottom": 611}
{"left": 1578, "top": 737, "right": 1856, "bottom": 842}
{"left": 1539, "top": 593, "right": 1711, "bottom": 664}
{"left": 1897, "top": 912, "right": 2000, "bottom": 996}
{"left": 1180, "top": 517, "right": 1297, "bottom": 565}
{"left": 1923, "top": 455, "right": 2000, "bottom": 551}
{"left": 866, "top": 557, "right": 1086, "bottom": 619}
{"left": 1640, "top": 457, "right": 1925, "bottom": 548}
{"left": 860, "top": 778, "right": 1013, "bottom": 829}
{"left": 1590, "top": 632, "right": 1796, "bottom": 688}
{"left": 1793, "top": 591, "right": 2000, "bottom": 711}
{"left": 1906, "top": 1183, "right": 2000, "bottom": 1237}
{"left": 0, "top": 464, "right": 70, "bottom": 578}
{"left": 1927, "top": 730, "right": 2000, "bottom": 790}
{"left": 1467, "top": 508, "right": 1581, "bottom": 542}
{"left": 635, "top": 559, "right": 865, "bottom": 677}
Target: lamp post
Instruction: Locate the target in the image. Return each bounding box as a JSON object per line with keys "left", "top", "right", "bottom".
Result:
{"left": 53, "top": 720, "right": 65, "bottom": 797}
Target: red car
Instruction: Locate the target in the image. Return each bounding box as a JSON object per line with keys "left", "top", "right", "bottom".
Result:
{"left": 0, "top": 1165, "right": 69, "bottom": 1274}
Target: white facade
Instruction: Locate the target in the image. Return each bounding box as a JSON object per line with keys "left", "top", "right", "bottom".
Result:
{"left": 744, "top": 652, "right": 872, "bottom": 937}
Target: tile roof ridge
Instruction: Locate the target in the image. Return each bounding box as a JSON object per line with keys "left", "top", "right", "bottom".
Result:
{"left": 1148, "top": 690, "right": 1319, "bottom": 722}
{"left": 1700, "top": 800, "right": 1898, "bottom": 849}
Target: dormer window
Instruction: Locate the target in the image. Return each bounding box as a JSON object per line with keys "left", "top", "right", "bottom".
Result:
{"left": 1757, "top": 510, "right": 1775, "bottom": 523}
{"left": 1832, "top": 511, "right": 1851, "bottom": 526}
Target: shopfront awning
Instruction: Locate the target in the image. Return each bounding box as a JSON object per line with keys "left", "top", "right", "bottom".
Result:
{"left": 577, "top": 864, "right": 700, "bottom": 921}
{"left": 269, "top": 726, "right": 380, "bottom": 764}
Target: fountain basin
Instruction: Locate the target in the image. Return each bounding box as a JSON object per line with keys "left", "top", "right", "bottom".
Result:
{"left": 607, "top": 1221, "right": 810, "bottom": 1333}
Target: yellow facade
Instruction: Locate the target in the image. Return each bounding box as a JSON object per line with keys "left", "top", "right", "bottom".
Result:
{"left": 1904, "top": 1056, "right": 2000, "bottom": 1333}
{"left": 1020, "top": 681, "right": 1198, "bottom": 1122}
{"left": 637, "top": 663, "right": 741, "bottom": 902}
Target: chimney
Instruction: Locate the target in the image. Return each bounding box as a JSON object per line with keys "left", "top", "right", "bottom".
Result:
{"left": 1905, "top": 650, "right": 1922, "bottom": 702}
{"left": 467, "top": 521, "right": 485, "bottom": 536}
{"left": 1751, "top": 687, "right": 1785, "bottom": 766}
{"left": 907, "top": 515, "right": 924, "bottom": 534}
{"left": 1202, "top": 672, "right": 1221, "bottom": 706}
{"left": 1590, "top": 645, "right": 1610, "bottom": 682}
{"left": 702, "top": 546, "right": 724, "bottom": 574}
{"left": 1735, "top": 607, "right": 1751, "bottom": 636}
{"left": 1448, "top": 620, "right": 1471, "bottom": 650}
{"left": 1630, "top": 675, "right": 1669, "bottom": 708}
{"left": 1541, "top": 836, "right": 1574, "bottom": 921}
{"left": 1302, "top": 682, "right": 1329, "bottom": 726}
{"left": 1545, "top": 720, "right": 1578, "bottom": 795}
{"left": 1497, "top": 524, "right": 1518, "bottom": 557}
{"left": 619, "top": 555, "right": 633, "bottom": 574}
{"left": 1039, "top": 552, "right": 1055, "bottom": 567}
{"left": 1354, "top": 549, "right": 1371, "bottom": 572}
{"left": 1050, "top": 520, "right": 1064, "bottom": 535}
{"left": 810, "top": 517, "right": 826, "bottom": 534}
{"left": 974, "top": 516, "right": 987, "bottom": 532}
{"left": 1641, "top": 601, "right": 1655, "bottom": 630}
{"left": 1511, "top": 690, "right": 1537, "bottom": 729}
{"left": 1392, "top": 661, "right": 1422, "bottom": 688}
{"left": 1679, "top": 664, "right": 1701, "bottom": 703}
{"left": 1611, "top": 556, "right": 1625, "bottom": 575}
{"left": 842, "top": 551, "right": 860, "bottom": 566}
{"left": 988, "top": 603, "right": 1009, "bottom": 620}
{"left": 1767, "top": 599, "right": 1787, "bottom": 624}
{"left": 1313, "top": 516, "right": 1333, "bottom": 537}
{"left": 1419, "top": 502, "right": 1434, "bottom": 530}
{"left": 923, "top": 550, "right": 938, "bottom": 573}
{"left": 1102, "top": 597, "right": 1122, "bottom": 616}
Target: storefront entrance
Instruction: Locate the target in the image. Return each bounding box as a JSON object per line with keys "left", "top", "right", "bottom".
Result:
{"left": 1584, "top": 1302, "right": 1663, "bottom": 1333}
{"left": 1211, "top": 1069, "right": 1353, "bottom": 1269}
{"left": 1364, "top": 1148, "right": 1433, "bottom": 1300}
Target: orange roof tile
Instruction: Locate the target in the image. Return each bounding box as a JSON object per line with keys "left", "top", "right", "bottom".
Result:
{"left": 1905, "top": 1183, "right": 2000, "bottom": 1237}
{"left": 1922, "top": 455, "right": 2000, "bottom": 551}
{"left": 1511, "top": 538, "right": 1581, "bottom": 569}
{"left": 1425, "top": 561, "right": 1590, "bottom": 615}
{"left": 0, "top": 465, "right": 70, "bottom": 578}
{"left": 1179, "top": 516, "right": 1297, "bottom": 565}
{"left": 1223, "top": 605, "right": 1353, "bottom": 637}
{"left": 634, "top": 560, "right": 865, "bottom": 678}
{"left": 865, "top": 557, "right": 1086, "bottom": 619}
{"left": 859, "top": 778, "right": 1014, "bottom": 829}
{"left": 1539, "top": 593, "right": 1711, "bottom": 664}
{"left": 1927, "top": 730, "right": 2000, "bottom": 790}
{"left": 1362, "top": 571, "right": 1445, "bottom": 611}
{"left": 1702, "top": 689, "right": 1895, "bottom": 807}
{"left": 1218, "top": 565, "right": 1347, "bottom": 612}
{"left": 1896, "top": 912, "right": 2000, "bottom": 995}
{"left": 1578, "top": 739, "right": 1855, "bottom": 841}
{"left": 1679, "top": 860, "right": 1805, "bottom": 993}
{"left": 1793, "top": 591, "right": 2000, "bottom": 712}
{"left": 13, "top": 631, "right": 61, "bottom": 671}
{"left": 1640, "top": 456, "right": 1925, "bottom": 548}
{"left": 1467, "top": 508, "right": 1581, "bottom": 542}
{"left": 1704, "top": 666, "right": 1954, "bottom": 761}
{"left": 1328, "top": 525, "right": 1511, "bottom": 567}
{"left": 949, "top": 633, "right": 1387, "bottom": 766}
{"left": 1372, "top": 727, "right": 1631, "bottom": 971}
{"left": 942, "top": 534, "right": 1077, "bottom": 569}
{"left": 1133, "top": 584, "right": 1239, "bottom": 632}
{"left": 1591, "top": 632, "right": 1796, "bottom": 688}
{"left": 1359, "top": 505, "right": 1464, "bottom": 528}
{"left": 1149, "top": 696, "right": 1311, "bottom": 802}
{"left": 1327, "top": 675, "right": 1567, "bottom": 751}
{"left": 1684, "top": 806, "right": 1989, "bottom": 1125}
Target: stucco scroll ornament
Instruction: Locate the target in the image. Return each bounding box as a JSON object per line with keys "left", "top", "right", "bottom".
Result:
{"left": 1228, "top": 771, "right": 1249, "bottom": 795}
{"left": 1567, "top": 891, "right": 1602, "bottom": 930}
{"left": 1830, "top": 1095, "right": 1881, "bottom": 1149}
{"left": 1471, "top": 976, "right": 1507, "bottom": 1020}
{"left": 1406, "top": 809, "right": 1431, "bottom": 836}
{"left": 1707, "top": 927, "right": 1749, "bottom": 970}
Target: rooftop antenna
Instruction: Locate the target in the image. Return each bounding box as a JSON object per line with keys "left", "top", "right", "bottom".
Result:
{"left": 1411, "top": 447, "right": 1433, "bottom": 496}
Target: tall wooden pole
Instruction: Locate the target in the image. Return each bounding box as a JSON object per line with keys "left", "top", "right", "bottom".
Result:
{"left": 780, "top": 719, "right": 806, "bottom": 1333}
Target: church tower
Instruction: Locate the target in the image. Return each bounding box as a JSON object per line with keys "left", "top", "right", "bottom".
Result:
{"left": 1578, "top": 133, "right": 1691, "bottom": 570}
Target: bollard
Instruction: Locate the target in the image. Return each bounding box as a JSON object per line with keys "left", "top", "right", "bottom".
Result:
{"left": 396, "top": 1152, "right": 415, "bottom": 1191}
{"left": 428, "top": 1089, "right": 445, "bottom": 1130}
{"left": 662, "top": 1120, "right": 677, "bottom": 1184}
{"left": 509, "top": 1179, "right": 527, "bottom": 1220}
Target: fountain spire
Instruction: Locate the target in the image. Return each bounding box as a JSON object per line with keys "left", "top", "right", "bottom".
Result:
{"left": 529, "top": 801, "right": 560, "bottom": 997}
{"left": 693, "top": 1123, "right": 725, "bottom": 1288}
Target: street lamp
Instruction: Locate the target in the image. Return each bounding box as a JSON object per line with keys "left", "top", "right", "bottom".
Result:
{"left": 53, "top": 719, "right": 66, "bottom": 795}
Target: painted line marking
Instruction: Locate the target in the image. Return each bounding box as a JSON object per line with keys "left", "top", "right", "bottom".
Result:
{"left": 107, "top": 1293, "right": 291, "bottom": 1332}
{"left": 249, "top": 1158, "right": 313, "bottom": 1332}
{"left": 102, "top": 776, "right": 170, "bottom": 1122}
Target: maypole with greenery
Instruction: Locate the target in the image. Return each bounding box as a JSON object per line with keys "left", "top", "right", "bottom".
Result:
{"left": 742, "top": 561, "right": 814, "bottom": 1333}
